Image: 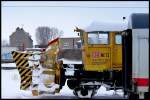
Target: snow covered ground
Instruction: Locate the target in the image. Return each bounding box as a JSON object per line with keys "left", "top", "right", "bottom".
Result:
{"left": 1, "top": 63, "right": 124, "bottom": 99}
{"left": 1, "top": 63, "right": 16, "bottom": 68}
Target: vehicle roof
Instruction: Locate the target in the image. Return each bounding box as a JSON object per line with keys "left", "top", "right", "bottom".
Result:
{"left": 84, "top": 21, "right": 128, "bottom": 32}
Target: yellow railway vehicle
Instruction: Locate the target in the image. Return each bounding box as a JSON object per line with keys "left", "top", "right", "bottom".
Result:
{"left": 62, "top": 26, "right": 124, "bottom": 97}
{"left": 11, "top": 14, "right": 149, "bottom": 99}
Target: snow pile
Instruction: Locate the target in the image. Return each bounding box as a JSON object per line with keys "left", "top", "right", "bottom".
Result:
{"left": 115, "top": 89, "right": 124, "bottom": 96}
{"left": 18, "top": 90, "right": 33, "bottom": 98}
{"left": 2, "top": 69, "right": 22, "bottom": 98}
{"left": 59, "top": 79, "right": 75, "bottom": 96}
{"left": 38, "top": 83, "right": 59, "bottom": 93}
{"left": 59, "top": 58, "right": 82, "bottom": 64}
{"left": 95, "top": 85, "right": 124, "bottom": 97}
{"left": 1, "top": 69, "right": 59, "bottom": 99}
{"left": 65, "top": 64, "right": 75, "bottom": 76}
{"left": 1, "top": 63, "right": 16, "bottom": 68}
{"left": 95, "top": 86, "right": 115, "bottom": 96}
{"left": 2, "top": 69, "right": 35, "bottom": 99}
{"left": 65, "top": 70, "right": 74, "bottom": 76}
{"left": 2, "top": 61, "right": 124, "bottom": 98}
{"left": 84, "top": 21, "right": 128, "bottom": 32}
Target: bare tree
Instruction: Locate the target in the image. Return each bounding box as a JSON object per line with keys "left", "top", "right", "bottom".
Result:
{"left": 35, "top": 26, "right": 63, "bottom": 45}
{"left": 35, "top": 26, "right": 50, "bottom": 45}
{"left": 49, "top": 27, "right": 63, "bottom": 40}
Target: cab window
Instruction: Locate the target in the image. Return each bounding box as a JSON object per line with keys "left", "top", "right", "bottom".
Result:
{"left": 115, "top": 34, "right": 122, "bottom": 44}
{"left": 88, "top": 32, "right": 109, "bottom": 44}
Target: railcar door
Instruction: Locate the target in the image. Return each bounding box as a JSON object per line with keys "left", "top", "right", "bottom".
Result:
{"left": 112, "top": 33, "right": 122, "bottom": 70}
{"left": 132, "top": 29, "right": 149, "bottom": 92}
{"left": 83, "top": 32, "right": 111, "bottom": 71}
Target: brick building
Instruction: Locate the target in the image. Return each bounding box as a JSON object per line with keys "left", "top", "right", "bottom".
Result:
{"left": 9, "top": 27, "right": 33, "bottom": 51}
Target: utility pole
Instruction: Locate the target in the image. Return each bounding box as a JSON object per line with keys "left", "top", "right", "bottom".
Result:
{"left": 73, "top": 38, "right": 74, "bottom": 49}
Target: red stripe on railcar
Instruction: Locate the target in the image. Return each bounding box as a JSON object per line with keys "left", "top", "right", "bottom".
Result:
{"left": 133, "top": 78, "right": 149, "bottom": 86}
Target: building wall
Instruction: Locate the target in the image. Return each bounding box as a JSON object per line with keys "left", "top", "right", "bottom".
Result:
{"left": 9, "top": 27, "right": 33, "bottom": 50}
{"left": 59, "top": 37, "right": 80, "bottom": 49}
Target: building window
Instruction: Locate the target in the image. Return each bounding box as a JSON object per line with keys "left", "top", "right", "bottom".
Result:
{"left": 63, "top": 43, "right": 69, "bottom": 48}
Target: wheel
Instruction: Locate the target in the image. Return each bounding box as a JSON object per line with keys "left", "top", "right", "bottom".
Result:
{"left": 128, "top": 92, "right": 139, "bottom": 100}
{"left": 144, "top": 92, "right": 150, "bottom": 100}
{"left": 67, "top": 79, "right": 79, "bottom": 90}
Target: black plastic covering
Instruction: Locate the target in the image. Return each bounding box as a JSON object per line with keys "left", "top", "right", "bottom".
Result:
{"left": 122, "top": 29, "right": 132, "bottom": 95}
{"left": 129, "top": 13, "right": 149, "bottom": 29}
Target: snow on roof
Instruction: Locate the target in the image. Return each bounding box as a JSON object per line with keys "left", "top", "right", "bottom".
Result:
{"left": 84, "top": 21, "right": 128, "bottom": 32}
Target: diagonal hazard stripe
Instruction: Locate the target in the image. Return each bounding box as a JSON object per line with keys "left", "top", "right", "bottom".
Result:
{"left": 15, "top": 53, "right": 30, "bottom": 63}
{"left": 24, "top": 82, "right": 32, "bottom": 89}
{"left": 21, "top": 78, "right": 32, "bottom": 90}
{"left": 14, "top": 53, "right": 22, "bottom": 62}
{"left": 20, "top": 71, "right": 32, "bottom": 90}
{"left": 17, "top": 59, "right": 27, "bottom": 67}
{"left": 22, "top": 63, "right": 29, "bottom": 69}
{"left": 24, "top": 84, "right": 31, "bottom": 90}
{"left": 17, "top": 61, "right": 29, "bottom": 71}
{"left": 12, "top": 51, "right": 17, "bottom": 58}
{"left": 21, "top": 71, "right": 32, "bottom": 82}
{"left": 21, "top": 75, "right": 27, "bottom": 83}
{"left": 21, "top": 70, "right": 31, "bottom": 80}
{"left": 17, "top": 67, "right": 21, "bottom": 71}
{"left": 24, "top": 75, "right": 32, "bottom": 83}
{"left": 24, "top": 63, "right": 29, "bottom": 68}
{"left": 20, "top": 68, "right": 30, "bottom": 77}
{"left": 16, "top": 59, "right": 25, "bottom": 67}
{"left": 19, "top": 60, "right": 28, "bottom": 68}
{"left": 18, "top": 66, "right": 28, "bottom": 72}
{"left": 16, "top": 53, "right": 27, "bottom": 65}
{"left": 19, "top": 67, "right": 26, "bottom": 74}
{"left": 21, "top": 75, "right": 32, "bottom": 83}
{"left": 11, "top": 51, "right": 33, "bottom": 90}
{"left": 20, "top": 69, "right": 30, "bottom": 77}
{"left": 21, "top": 76, "right": 32, "bottom": 85}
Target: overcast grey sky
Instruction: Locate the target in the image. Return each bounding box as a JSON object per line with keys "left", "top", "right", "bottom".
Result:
{"left": 2, "top": 1, "right": 149, "bottom": 45}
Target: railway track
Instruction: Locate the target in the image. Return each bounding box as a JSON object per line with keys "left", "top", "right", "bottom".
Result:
{"left": 34, "top": 95, "right": 128, "bottom": 99}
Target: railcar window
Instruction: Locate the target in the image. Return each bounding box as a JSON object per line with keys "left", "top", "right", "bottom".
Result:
{"left": 115, "top": 34, "right": 122, "bottom": 44}
{"left": 88, "top": 32, "right": 109, "bottom": 44}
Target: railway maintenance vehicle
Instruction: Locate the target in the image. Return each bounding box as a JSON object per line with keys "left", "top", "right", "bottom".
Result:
{"left": 11, "top": 13, "right": 149, "bottom": 99}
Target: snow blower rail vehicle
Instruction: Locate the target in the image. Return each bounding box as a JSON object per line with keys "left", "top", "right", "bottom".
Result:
{"left": 11, "top": 13, "right": 149, "bottom": 99}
